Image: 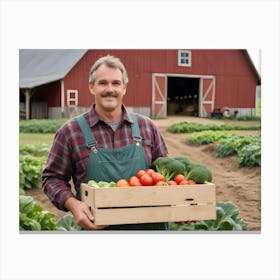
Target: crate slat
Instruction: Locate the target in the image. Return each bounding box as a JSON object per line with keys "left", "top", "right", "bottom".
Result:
{"left": 93, "top": 204, "right": 216, "bottom": 225}
{"left": 81, "top": 183, "right": 215, "bottom": 207}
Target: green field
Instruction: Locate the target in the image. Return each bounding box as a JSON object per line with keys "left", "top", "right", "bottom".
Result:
{"left": 19, "top": 133, "right": 54, "bottom": 146}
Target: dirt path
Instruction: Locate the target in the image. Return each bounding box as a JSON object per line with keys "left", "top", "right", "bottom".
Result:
{"left": 159, "top": 131, "right": 261, "bottom": 231}
{"left": 26, "top": 116, "right": 261, "bottom": 231}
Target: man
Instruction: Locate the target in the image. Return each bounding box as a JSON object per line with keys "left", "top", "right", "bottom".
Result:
{"left": 42, "top": 55, "right": 169, "bottom": 230}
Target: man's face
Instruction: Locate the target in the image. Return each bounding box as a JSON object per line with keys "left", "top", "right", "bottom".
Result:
{"left": 89, "top": 64, "right": 127, "bottom": 112}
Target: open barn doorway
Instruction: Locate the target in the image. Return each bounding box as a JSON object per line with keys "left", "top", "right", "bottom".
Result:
{"left": 167, "top": 76, "right": 200, "bottom": 116}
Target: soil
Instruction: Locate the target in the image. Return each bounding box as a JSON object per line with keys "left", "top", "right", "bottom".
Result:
{"left": 26, "top": 116, "right": 261, "bottom": 231}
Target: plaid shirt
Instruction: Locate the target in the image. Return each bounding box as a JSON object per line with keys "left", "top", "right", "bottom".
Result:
{"left": 42, "top": 105, "right": 168, "bottom": 210}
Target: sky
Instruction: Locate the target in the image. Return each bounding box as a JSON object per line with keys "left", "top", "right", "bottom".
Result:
{"left": 247, "top": 49, "right": 261, "bottom": 75}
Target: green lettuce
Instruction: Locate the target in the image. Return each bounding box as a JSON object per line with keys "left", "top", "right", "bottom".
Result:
{"left": 170, "top": 201, "right": 247, "bottom": 231}
{"left": 57, "top": 214, "right": 82, "bottom": 231}
{"left": 19, "top": 195, "right": 58, "bottom": 231}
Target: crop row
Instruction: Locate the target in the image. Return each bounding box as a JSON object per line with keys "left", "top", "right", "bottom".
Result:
{"left": 167, "top": 121, "right": 261, "bottom": 133}
{"left": 187, "top": 131, "right": 261, "bottom": 167}
{"left": 19, "top": 118, "right": 68, "bottom": 133}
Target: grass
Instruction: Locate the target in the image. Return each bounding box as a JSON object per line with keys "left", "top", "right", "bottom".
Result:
{"left": 19, "top": 133, "right": 54, "bottom": 146}
{"left": 256, "top": 95, "right": 261, "bottom": 117}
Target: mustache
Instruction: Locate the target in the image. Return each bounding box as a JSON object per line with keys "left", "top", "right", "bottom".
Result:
{"left": 101, "top": 92, "right": 118, "bottom": 98}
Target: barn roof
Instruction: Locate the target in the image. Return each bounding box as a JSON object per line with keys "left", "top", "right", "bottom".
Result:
{"left": 19, "top": 49, "right": 87, "bottom": 88}
{"left": 19, "top": 49, "right": 261, "bottom": 89}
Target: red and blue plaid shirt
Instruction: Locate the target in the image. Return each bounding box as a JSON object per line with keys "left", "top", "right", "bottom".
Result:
{"left": 42, "top": 105, "right": 168, "bottom": 210}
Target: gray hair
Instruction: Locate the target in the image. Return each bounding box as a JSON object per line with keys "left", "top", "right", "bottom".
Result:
{"left": 89, "top": 55, "right": 129, "bottom": 85}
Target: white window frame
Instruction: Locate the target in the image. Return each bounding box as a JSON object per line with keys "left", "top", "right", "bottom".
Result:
{"left": 178, "top": 50, "right": 192, "bottom": 67}
{"left": 66, "top": 89, "right": 78, "bottom": 107}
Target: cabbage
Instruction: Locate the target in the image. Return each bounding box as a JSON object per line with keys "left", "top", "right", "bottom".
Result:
{"left": 171, "top": 201, "right": 247, "bottom": 231}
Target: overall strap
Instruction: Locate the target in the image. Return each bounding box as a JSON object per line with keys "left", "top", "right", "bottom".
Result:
{"left": 76, "top": 115, "right": 97, "bottom": 151}
{"left": 129, "top": 111, "right": 142, "bottom": 144}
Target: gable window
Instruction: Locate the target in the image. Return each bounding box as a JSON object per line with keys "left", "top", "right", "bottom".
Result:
{"left": 67, "top": 89, "right": 78, "bottom": 107}
{"left": 178, "top": 50, "right": 191, "bottom": 67}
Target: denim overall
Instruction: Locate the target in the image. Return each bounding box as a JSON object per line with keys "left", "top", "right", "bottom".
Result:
{"left": 76, "top": 112, "right": 168, "bottom": 230}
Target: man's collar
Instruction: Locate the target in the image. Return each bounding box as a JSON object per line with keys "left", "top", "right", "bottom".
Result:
{"left": 88, "top": 104, "right": 133, "bottom": 127}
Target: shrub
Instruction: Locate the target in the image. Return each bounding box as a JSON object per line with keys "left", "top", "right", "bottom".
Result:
{"left": 19, "top": 118, "right": 68, "bottom": 133}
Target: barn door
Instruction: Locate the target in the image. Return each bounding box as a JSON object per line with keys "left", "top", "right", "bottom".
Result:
{"left": 199, "top": 76, "right": 216, "bottom": 117}
{"left": 152, "top": 74, "right": 167, "bottom": 118}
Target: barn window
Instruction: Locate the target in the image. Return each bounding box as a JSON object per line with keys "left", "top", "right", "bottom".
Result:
{"left": 67, "top": 90, "right": 78, "bottom": 107}
{"left": 178, "top": 50, "right": 191, "bottom": 67}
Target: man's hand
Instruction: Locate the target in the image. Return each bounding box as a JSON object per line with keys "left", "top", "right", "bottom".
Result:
{"left": 64, "top": 197, "right": 108, "bottom": 230}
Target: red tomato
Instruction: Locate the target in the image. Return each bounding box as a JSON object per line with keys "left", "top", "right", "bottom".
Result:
{"left": 188, "top": 179, "right": 196, "bottom": 185}
{"left": 136, "top": 169, "right": 146, "bottom": 178}
{"left": 167, "top": 180, "right": 178, "bottom": 186}
{"left": 145, "top": 169, "right": 155, "bottom": 176}
{"left": 179, "top": 179, "right": 190, "bottom": 185}
{"left": 128, "top": 176, "right": 142, "bottom": 187}
{"left": 140, "top": 174, "right": 153, "bottom": 186}
{"left": 174, "top": 174, "right": 186, "bottom": 184}
{"left": 151, "top": 172, "right": 165, "bottom": 184}
{"left": 155, "top": 180, "right": 166, "bottom": 186}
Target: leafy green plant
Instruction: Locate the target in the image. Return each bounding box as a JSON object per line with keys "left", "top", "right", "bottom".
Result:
{"left": 187, "top": 130, "right": 234, "bottom": 145}
{"left": 170, "top": 201, "right": 247, "bottom": 231}
{"left": 186, "top": 133, "right": 261, "bottom": 167}
{"left": 238, "top": 144, "right": 261, "bottom": 167}
{"left": 209, "top": 115, "right": 261, "bottom": 121}
{"left": 215, "top": 136, "right": 241, "bottom": 157}
{"left": 167, "top": 121, "right": 261, "bottom": 134}
{"left": 19, "top": 118, "right": 68, "bottom": 133}
{"left": 20, "top": 195, "right": 58, "bottom": 230}
{"left": 216, "top": 135, "right": 261, "bottom": 167}
{"left": 57, "top": 214, "right": 82, "bottom": 231}
{"left": 20, "top": 144, "right": 50, "bottom": 157}
{"left": 19, "top": 154, "right": 46, "bottom": 191}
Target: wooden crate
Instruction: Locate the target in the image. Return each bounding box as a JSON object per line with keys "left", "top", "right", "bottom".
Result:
{"left": 80, "top": 183, "right": 216, "bottom": 225}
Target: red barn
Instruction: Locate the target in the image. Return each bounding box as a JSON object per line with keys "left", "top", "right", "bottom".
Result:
{"left": 19, "top": 49, "right": 261, "bottom": 119}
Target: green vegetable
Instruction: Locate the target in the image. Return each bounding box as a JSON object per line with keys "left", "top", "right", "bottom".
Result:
{"left": 19, "top": 195, "right": 58, "bottom": 231}
{"left": 87, "top": 180, "right": 99, "bottom": 187}
{"left": 152, "top": 157, "right": 187, "bottom": 181}
{"left": 57, "top": 214, "right": 82, "bottom": 231}
{"left": 238, "top": 144, "right": 261, "bottom": 167}
{"left": 87, "top": 180, "right": 116, "bottom": 188}
{"left": 187, "top": 130, "right": 235, "bottom": 145}
{"left": 215, "top": 135, "right": 261, "bottom": 167}
{"left": 107, "top": 181, "right": 117, "bottom": 187}
{"left": 167, "top": 121, "right": 260, "bottom": 134}
{"left": 186, "top": 164, "right": 212, "bottom": 183}
{"left": 97, "top": 181, "right": 116, "bottom": 188}
{"left": 20, "top": 212, "right": 41, "bottom": 230}
{"left": 170, "top": 201, "right": 247, "bottom": 231}
{"left": 165, "top": 159, "right": 186, "bottom": 177}
{"left": 173, "top": 156, "right": 191, "bottom": 170}
{"left": 19, "top": 154, "right": 46, "bottom": 190}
